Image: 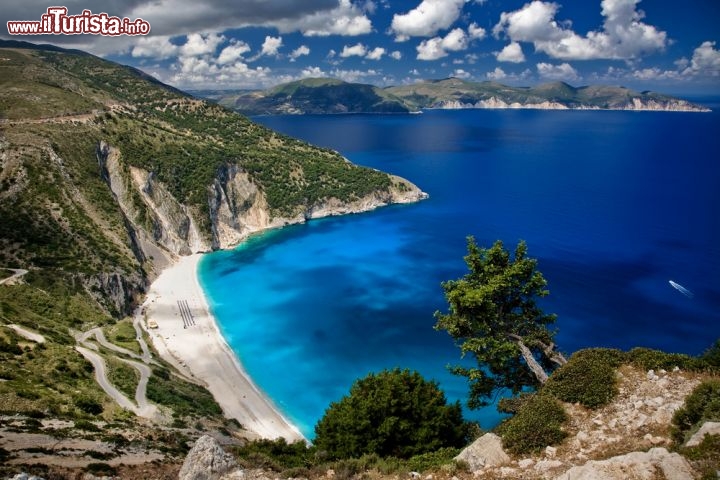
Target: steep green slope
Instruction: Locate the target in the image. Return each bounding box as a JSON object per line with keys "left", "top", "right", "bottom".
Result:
{"left": 0, "top": 41, "right": 424, "bottom": 456}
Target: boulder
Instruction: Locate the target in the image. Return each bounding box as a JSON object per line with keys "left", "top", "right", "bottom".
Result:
{"left": 555, "top": 448, "right": 695, "bottom": 480}
{"left": 179, "top": 435, "right": 239, "bottom": 480}
{"left": 685, "top": 422, "right": 720, "bottom": 447}
{"left": 454, "top": 433, "right": 510, "bottom": 471}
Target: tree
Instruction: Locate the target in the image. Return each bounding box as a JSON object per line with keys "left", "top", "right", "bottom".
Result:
{"left": 314, "top": 368, "right": 470, "bottom": 459}
{"left": 434, "top": 238, "right": 566, "bottom": 409}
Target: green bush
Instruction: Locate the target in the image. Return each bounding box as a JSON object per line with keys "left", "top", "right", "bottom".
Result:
{"left": 671, "top": 379, "right": 720, "bottom": 444}
{"left": 405, "top": 447, "right": 462, "bottom": 472}
{"left": 233, "top": 438, "right": 315, "bottom": 471}
{"left": 545, "top": 348, "right": 624, "bottom": 408}
{"left": 498, "top": 393, "right": 567, "bottom": 454}
{"left": 314, "top": 369, "right": 470, "bottom": 460}
{"left": 700, "top": 339, "right": 720, "bottom": 368}
{"left": 680, "top": 434, "right": 720, "bottom": 480}
{"left": 75, "top": 396, "right": 103, "bottom": 415}
{"left": 627, "top": 347, "right": 701, "bottom": 371}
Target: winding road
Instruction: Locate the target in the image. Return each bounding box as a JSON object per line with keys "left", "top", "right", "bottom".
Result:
{"left": 0, "top": 268, "right": 28, "bottom": 286}
{"left": 76, "top": 326, "right": 159, "bottom": 419}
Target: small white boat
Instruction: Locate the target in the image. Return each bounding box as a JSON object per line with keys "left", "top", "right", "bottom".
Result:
{"left": 669, "top": 280, "right": 694, "bottom": 298}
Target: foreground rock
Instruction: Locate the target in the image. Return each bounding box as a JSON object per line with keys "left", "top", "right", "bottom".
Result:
{"left": 178, "top": 435, "right": 238, "bottom": 480}
{"left": 685, "top": 421, "right": 720, "bottom": 447}
{"left": 555, "top": 447, "right": 695, "bottom": 480}
{"left": 455, "top": 433, "right": 510, "bottom": 470}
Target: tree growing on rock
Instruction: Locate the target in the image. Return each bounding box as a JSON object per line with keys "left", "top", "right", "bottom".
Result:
{"left": 435, "top": 238, "right": 567, "bottom": 409}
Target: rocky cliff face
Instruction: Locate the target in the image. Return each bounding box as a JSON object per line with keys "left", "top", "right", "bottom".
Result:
{"left": 433, "top": 97, "right": 709, "bottom": 112}
{"left": 97, "top": 141, "right": 427, "bottom": 274}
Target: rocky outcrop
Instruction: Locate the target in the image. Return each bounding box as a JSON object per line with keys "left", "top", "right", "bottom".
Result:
{"left": 455, "top": 433, "right": 510, "bottom": 470}
{"left": 467, "top": 367, "right": 705, "bottom": 479}
{"left": 83, "top": 270, "right": 146, "bottom": 317}
{"left": 178, "top": 435, "right": 238, "bottom": 480}
{"left": 435, "top": 98, "right": 569, "bottom": 110}
{"left": 433, "top": 97, "right": 710, "bottom": 112}
{"left": 686, "top": 421, "right": 720, "bottom": 447}
{"left": 99, "top": 140, "right": 427, "bottom": 258}
{"left": 555, "top": 448, "right": 696, "bottom": 480}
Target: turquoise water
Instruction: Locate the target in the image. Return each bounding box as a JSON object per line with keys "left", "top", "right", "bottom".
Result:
{"left": 199, "top": 106, "right": 720, "bottom": 439}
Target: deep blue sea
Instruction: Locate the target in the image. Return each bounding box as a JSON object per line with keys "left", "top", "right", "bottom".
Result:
{"left": 199, "top": 104, "right": 720, "bottom": 439}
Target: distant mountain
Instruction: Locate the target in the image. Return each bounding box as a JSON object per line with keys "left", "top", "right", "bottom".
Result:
{"left": 387, "top": 78, "right": 710, "bottom": 112}
{"left": 206, "top": 77, "right": 710, "bottom": 114}
{"left": 212, "top": 78, "right": 411, "bottom": 114}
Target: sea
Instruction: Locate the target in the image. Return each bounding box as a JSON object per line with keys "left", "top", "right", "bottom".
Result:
{"left": 198, "top": 103, "right": 720, "bottom": 439}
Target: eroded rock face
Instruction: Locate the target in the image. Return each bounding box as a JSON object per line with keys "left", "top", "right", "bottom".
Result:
{"left": 454, "top": 433, "right": 510, "bottom": 471}
{"left": 554, "top": 448, "right": 695, "bottom": 480}
{"left": 178, "top": 435, "right": 238, "bottom": 480}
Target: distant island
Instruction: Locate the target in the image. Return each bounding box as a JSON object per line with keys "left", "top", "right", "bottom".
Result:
{"left": 195, "top": 77, "right": 710, "bottom": 115}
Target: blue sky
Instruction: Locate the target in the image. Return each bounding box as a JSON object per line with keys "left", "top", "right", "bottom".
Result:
{"left": 3, "top": 0, "right": 720, "bottom": 93}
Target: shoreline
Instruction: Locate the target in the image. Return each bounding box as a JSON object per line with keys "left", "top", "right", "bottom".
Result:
{"left": 139, "top": 253, "right": 305, "bottom": 442}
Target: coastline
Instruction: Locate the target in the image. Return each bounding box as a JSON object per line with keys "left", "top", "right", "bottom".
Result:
{"left": 139, "top": 253, "right": 305, "bottom": 442}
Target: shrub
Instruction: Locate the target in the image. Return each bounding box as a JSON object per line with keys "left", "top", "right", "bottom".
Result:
{"left": 545, "top": 348, "right": 624, "bottom": 408}
{"left": 627, "top": 347, "right": 700, "bottom": 371}
{"left": 405, "top": 447, "right": 462, "bottom": 473}
{"left": 671, "top": 379, "right": 720, "bottom": 444}
{"left": 75, "top": 419, "right": 100, "bottom": 431}
{"left": 700, "top": 339, "right": 720, "bottom": 368}
{"left": 233, "top": 438, "right": 314, "bottom": 471}
{"left": 85, "top": 462, "right": 118, "bottom": 476}
{"left": 498, "top": 393, "right": 567, "bottom": 455}
{"left": 75, "top": 396, "right": 103, "bottom": 415}
{"left": 314, "top": 369, "right": 470, "bottom": 460}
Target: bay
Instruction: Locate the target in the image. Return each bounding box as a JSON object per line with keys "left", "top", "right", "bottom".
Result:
{"left": 199, "top": 106, "right": 720, "bottom": 439}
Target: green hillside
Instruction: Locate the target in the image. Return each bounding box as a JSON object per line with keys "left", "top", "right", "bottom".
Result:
{"left": 219, "top": 78, "right": 411, "bottom": 114}
{"left": 0, "top": 40, "right": 420, "bottom": 472}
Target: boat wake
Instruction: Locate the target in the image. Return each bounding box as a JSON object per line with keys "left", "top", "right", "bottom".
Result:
{"left": 669, "top": 280, "right": 694, "bottom": 298}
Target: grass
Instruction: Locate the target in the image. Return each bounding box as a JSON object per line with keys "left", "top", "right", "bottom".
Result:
{"left": 105, "top": 356, "right": 139, "bottom": 400}
{"left": 104, "top": 319, "right": 141, "bottom": 355}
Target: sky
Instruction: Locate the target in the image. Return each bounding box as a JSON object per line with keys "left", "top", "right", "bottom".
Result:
{"left": 3, "top": 0, "right": 720, "bottom": 94}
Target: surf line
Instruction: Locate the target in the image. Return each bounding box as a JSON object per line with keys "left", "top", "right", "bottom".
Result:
{"left": 669, "top": 280, "right": 694, "bottom": 298}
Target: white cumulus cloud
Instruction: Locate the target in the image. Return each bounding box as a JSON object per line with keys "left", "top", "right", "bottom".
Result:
{"left": 340, "top": 43, "right": 368, "bottom": 58}
{"left": 391, "top": 0, "right": 466, "bottom": 41}
{"left": 260, "top": 36, "right": 283, "bottom": 57}
{"left": 683, "top": 41, "right": 720, "bottom": 77}
{"left": 497, "top": 42, "right": 525, "bottom": 63}
{"left": 452, "top": 68, "right": 471, "bottom": 79}
{"left": 131, "top": 36, "right": 179, "bottom": 59}
{"left": 417, "top": 27, "right": 468, "bottom": 60}
{"left": 366, "top": 47, "right": 387, "bottom": 60}
{"left": 283, "top": 0, "right": 372, "bottom": 36}
{"left": 487, "top": 67, "right": 507, "bottom": 80}
{"left": 289, "top": 45, "right": 311, "bottom": 61}
{"left": 537, "top": 62, "right": 579, "bottom": 81}
{"left": 180, "top": 32, "right": 225, "bottom": 57}
{"left": 468, "top": 22, "right": 487, "bottom": 40}
{"left": 217, "top": 41, "right": 251, "bottom": 65}
{"left": 390, "top": 50, "right": 403, "bottom": 60}
{"left": 493, "top": 0, "right": 667, "bottom": 61}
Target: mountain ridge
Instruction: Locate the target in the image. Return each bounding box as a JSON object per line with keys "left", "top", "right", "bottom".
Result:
{"left": 206, "top": 77, "right": 710, "bottom": 114}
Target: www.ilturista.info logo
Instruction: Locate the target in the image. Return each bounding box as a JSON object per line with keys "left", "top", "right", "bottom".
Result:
{"left": 7, "top": 7, "right": 151, "bottom": 36}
